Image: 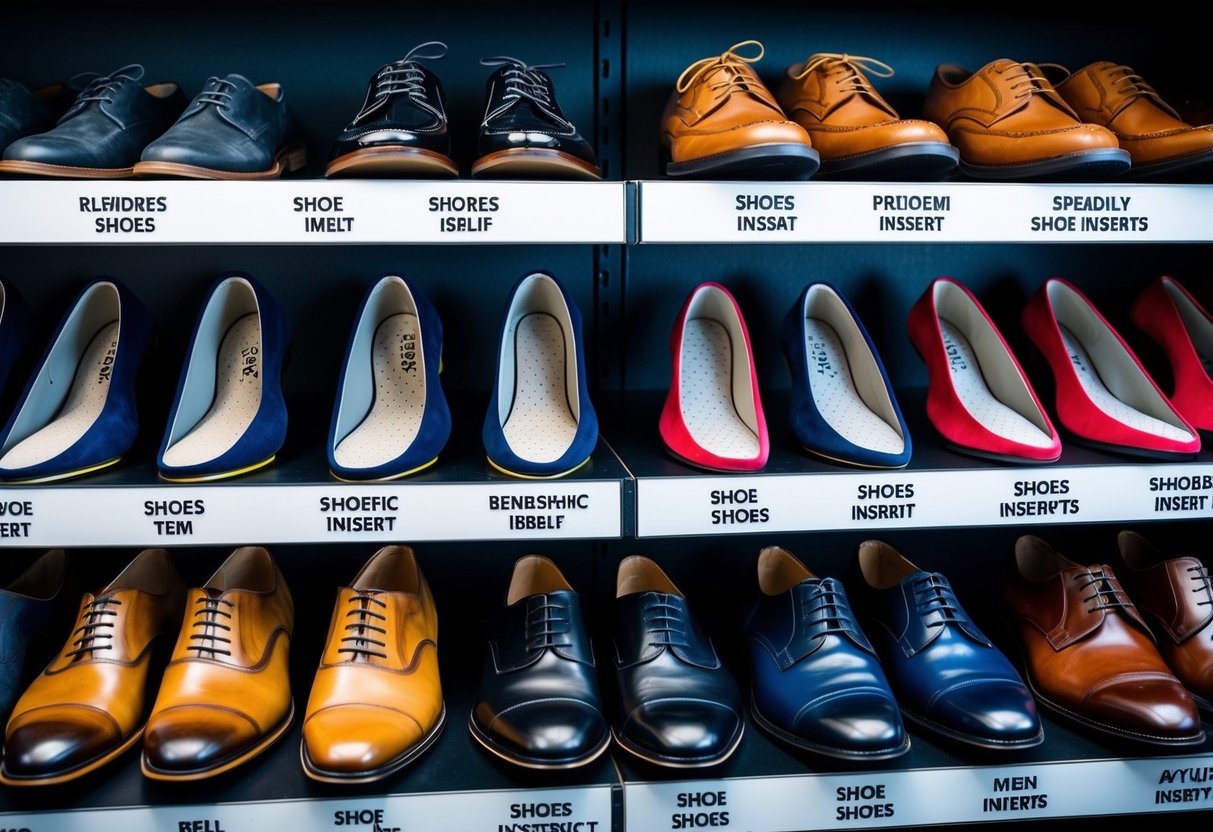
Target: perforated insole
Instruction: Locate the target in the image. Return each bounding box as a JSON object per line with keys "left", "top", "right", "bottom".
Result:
{"left": 939, "top": 320, "right": 1054, "bottom": 448}
{"left": 334, "top": 313, "right": 426, "bottom": 468}
{"left": 0, "top": 321, "right": 119, "bottom": 468}
{"left": 162, "top": 313, "right": 263, "bottom": 467}
{"left": 1059, "top": 324, "right": 1193, "bottom": 441}
{"left": 805, "top": 318, "right": 903, "bottom": 453}
{"left": 502, "top": 313, "right": 576, "bottom": 463}
{"left": 680, "top": 318, "right": 759, "bottom": 458}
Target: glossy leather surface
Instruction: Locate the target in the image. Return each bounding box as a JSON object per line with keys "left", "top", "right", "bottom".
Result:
{"left": 846, "top": 540, "right": 1043, "bottom": 750}
{"left": 1131, "top": 276, "right": 1213, "bottom": 432}
{"left": 612, "top": 555, "right": 742, "bottom": 767}
{"left": 741, "top": 545, "right": 908, "bottom": 760}
{"left": 922, "top": 59, "right": 1130, "bottom": 179}
{"left": 0, "top": 65, "right": 185, "bottom": 177}
{"left": 142, "top": 546, "right": 295, "bottom": 780}
{"left": 0, "top": 548, "right": 186, "bottom": 786}
{"left": 470, "top": 555, "right": 609, "bottom": 769}
{"left": 301, "top": 545, "right": 444, "bottom": 783}
{"left": 0, "top": 549, "right": 73, "bottom": 725}
{"left": 1001, "top": 534, "right": 1203, "bottom": 747}
{"left": 0, "top": 79, "right": 71, "bottom": 153}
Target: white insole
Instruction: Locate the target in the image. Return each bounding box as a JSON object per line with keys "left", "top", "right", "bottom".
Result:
{"left": 680, "top": 318, "right": 759, "bottom": 458}
{"left": 1059, "top": 324, "right": 1192, "bottom": 441}
{"left": 334, "top": 313, "right": 426, "bottom": 468}
{"left": 0, "top": 322, "right": 119, "bottom": 468}
{"left": 162, "top": 314, "right": 264, "bottom": 467}
{"left": 502, "top": 313, "right": 576, "bottom": 463}
{"left": 805, "top": 318, "right": 903, "bottom": 453}
{"left": 939, "top": 321, "right": 1054, "bottom": 448}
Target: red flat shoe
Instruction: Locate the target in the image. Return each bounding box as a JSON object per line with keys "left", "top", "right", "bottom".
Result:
{"left": 1131, "top": 276, "right": 1213, "bottom": 433}
{"left": 659, "top": 282, "right": 768, "bottom": 472}
{"left": 1022, "top": 277, "right": 1199, "bottom": 459}
{"left": 907, "top": 277, "right": 1060, "bottom": 463}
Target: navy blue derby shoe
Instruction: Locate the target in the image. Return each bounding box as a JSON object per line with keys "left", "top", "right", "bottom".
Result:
{"left": 0, "top": 65, "right": 186, "bottom": 178}
{"left": 158, "top": 274, "right": 291, "bottom": 482}
{"left": 134, "top": 74, "right": 305, "bottom": 179}
{"left": 741, "top": 545, "right": 909, "bottom": 760}
{"left": 612, "top": 555, "right": 744, "bottom": 768}
{"left": 0, "top": 278, "right": 153, "bottom": 483}
{"left": 472, "top": 57, "right": 601, "bottom": 180}
{"left": 328, "top": 274, "right": 450, "bottom": 481}
{"left": 782, "top": 282, "right": 911, "bottom": 469}
{"left": 845, "top": 539, "right": 1044, "bottom": 750}
{"left": 470, "top": 555, "right": 610, "bottom": 769}
{"left": 483, "top": 272, "right": 598, "bottom": 479}
{"left": 326, "top": 42, "right": 458, "bottom": 179}
{"left": 0, "top": 549, "right": 74, "bottom": 726}
{"left": 0, "top": 79, "right": 72, "bottom": 155}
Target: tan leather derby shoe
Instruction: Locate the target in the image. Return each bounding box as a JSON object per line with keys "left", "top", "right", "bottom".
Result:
{"left": 776, "top": 53, "right": 958, "bottom": 179}
{"left": 1001, "top": 534, "right": 1203, "bottom": 747}
{"left": 1043, "top": 61, "right": 1213, "bottom": 178}
{"left": 300, "top": 544, "right": 444, "bottom": 783}
{"left": 660, "top": 40, "right": 818, "bottom": 179}
{"left": 141, "top": 545, "right": 294, "bottom": 781}
{"left": 0, "top": 548, "right": 186, "bottom": 786}
{"left": 922, "top": 58, "right": 1130, "bottom": 180}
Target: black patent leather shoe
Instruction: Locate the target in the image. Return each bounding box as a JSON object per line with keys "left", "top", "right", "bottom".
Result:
{"left": 326, "top": 41, "right": 458, "bottom": 179}
{"left": 0, "top": 65, "right": 186, "bottom": 178}
{"left": 469, "top": 555, "right": 610, "bottom": 769}
{"left": 0, "top": 79, "right": 72, "bottom": 155}
{"left": 613, "top": 556, "right": 743, "bottom": 768}
{"left": 134, "top": 74, "right": 306, "bottom": 179}
{"left": 472, "top": 56, "right": 601, "bottom": 180}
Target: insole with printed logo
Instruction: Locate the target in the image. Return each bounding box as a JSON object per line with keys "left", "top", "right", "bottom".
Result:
{"left": 805, "top": 318, "right": 903, "bottom": 453}
{"left": 939, "top": 320, "right": 1054, "bottom": 448}
{"left": 334, "top": 313, "right": 426, "bottom": 468}
{"left": 162, "top": 313, "right": 263, "bottom": 467}
{"left": 0, "top": 321, "right": 119, "bottom": 468}
{"left": 680, "top": 318, "right": 759, "bottom": 458}
{"left": 502, "top": 313, "right": 576, "bottom": 463}
{"left": 1059, "top": 324, "right": 1192, "bottom": 441}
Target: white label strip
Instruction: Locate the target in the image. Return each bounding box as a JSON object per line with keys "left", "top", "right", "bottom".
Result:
{"left": 624, "top": 755, "right": 1213, "bottom": 831}
{"left": 635, "top": 463, "right": 1213, "bottom": 537}
{"left": 637, "top": 181, "right": 1213, "bottom": 243}
{"left": 0, "top": 180, "right": 628, "bottom": 244}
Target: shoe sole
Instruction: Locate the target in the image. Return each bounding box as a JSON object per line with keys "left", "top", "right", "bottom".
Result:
{"left": 0, "top": 725, "right": 145, "bottom": 787}
{"left": 611, "top": 722, "right": 744, "bottom": 769}
{"left": 958, "top": 147, "right": 1131, "bottom": 181}
{"left": 141, "top": 700, "right": 295, "bottom": 781}
{"left": 815, "top": 142, "right": 960, "bottom": 180}
{"left": 132, "top": 141, "right": 308, "bottom": 180}
{"left": 158, "top": 454, "right": 277, "bottom": 483}
{"left": 0, "top": 160, "right": 137, "bottom": 178}
{"left": 486, "top": 454, "right": 591, "bottom": 480}
{"left": 749, "top": 695, "right": 910, "bottom": 761}
{"left": 471, "top": 148, "right": 602, "bottom": 180}
{"left": 467, "top": 711, "right": 610, "bottom": 770}
{"left": 325, "top": 146, "right": 459, "bottom": 179}
{"left": 301, "top": 702, "right": 446, "bottom": 784}
{"left": 330, "top": 455, "right": 440, "bottom": 482}
{"left": 1128, "top": 147, "right": 1213, "bottom": 181}
{"left": 664, "top": 143, "right": 820, "bottom": 180}
{"left": 0, "top": 455, "right": 124, "bottom": 484}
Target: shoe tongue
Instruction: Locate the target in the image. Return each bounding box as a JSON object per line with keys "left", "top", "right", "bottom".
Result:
{"left": 109, "top": 64, "right": 145, "bottom": 83}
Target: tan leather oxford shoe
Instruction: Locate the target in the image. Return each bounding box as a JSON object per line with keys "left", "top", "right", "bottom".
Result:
{"left": 300, "top": 544, "right": 444, "bottom": 783}
{"left": 141, "top": 545, "right": 294, "bottom": 781}
{"left": 922, "top": 58, "right": 1130, "bottom": 180}
{"left": 0, "top": 548, "right": 185, "bottom": 786}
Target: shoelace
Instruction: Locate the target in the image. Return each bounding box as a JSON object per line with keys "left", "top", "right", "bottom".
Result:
{"left": 799, "top": 579, "right": 864, "bottom": 641}
{"left": 643, "top": 595, "right": 690, "bottom": 650}
{"left": 194, "top": 77, "right": 239, "bottom": 110}
{"left": 793, "top": 53, "right": 895, "bottom": 92}
{"left": 675, "top": 40, "right": 766, "bottom": 100}
{"left": 910, "top": 572, "right": 964, "bottom": 629}
{"left": 187, "top": 594, "right": 235, "bottom": 658}
{"left": 65, "top": 64, "right": 144, "bottom": 113}
{"left": 65, "top": 595, "right": 122, "bottom": 660}
{"left": 352, "top": 40, "right": 448, "bottom": 124}
{"left": 525, "top": 596, "right": 572, "bottom": 651}
{"left": 995, "top": 61, "right": 1058, "bottom": 102}
{"left": 481, "top": 56, "right": 565, "bottom": 109}
{"left": 338, "top": 592, "right": 388, "bottom": 660}
{"left": 1186, "top": 564, "right": 1213, "bottom": 631}
{"left": 1074, "top": 568, "right": 1136, "bottom": 615}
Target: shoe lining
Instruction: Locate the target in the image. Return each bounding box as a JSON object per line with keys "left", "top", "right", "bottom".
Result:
{"left": 334, "top": 313, "right": 426, "bottom": 468}
{"left": 805, "top": 317, "right": 903, "bottom": 453}
{"left": 502, "top": 312, "right": 577, "bottom": 463}
{"left": 680, "top": 318, "right": 759, "bottom": 458}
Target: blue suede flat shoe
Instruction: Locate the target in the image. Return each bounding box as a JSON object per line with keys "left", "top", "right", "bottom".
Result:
{"left": 328, "top": 274, "right": 450, "bottom": 481}
{"left": 483, "top": 272, "right": 598, "bottom": 479}
{"left": 781, "top": 282, "right": 911, "bottom": 469}
{"left": 0, "top": 277, "right": 152, "bottom": 483}
{"left": 158, "top": 273, "right": 291, "bottom": 482}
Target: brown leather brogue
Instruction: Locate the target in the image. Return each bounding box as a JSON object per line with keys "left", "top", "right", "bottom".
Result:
{"left": 141, "top": 545, "right": 294, "bottom": 781}
{"left": 1001, "top": 534, "right": 1203, "bottom": 747}
{"left": 922, "top": 58, "right": 1130, "bottom": 180}
{"left": 1043, "top": 61, "right": 1213, "bottom": 179}
{"left": 660, "top": 40, "right": 818, "bottom": 180}
{"left": 0, "top": 548, "right": 186, "bottom": 786}
{"left": 775, "top": 53, "right": 958, "bottom": 179}
{"left": 300, "top": 544, "right": 444, "bottom": 783}
{"left": 1110, "top": 530, "right": 1213, "bottom": 713}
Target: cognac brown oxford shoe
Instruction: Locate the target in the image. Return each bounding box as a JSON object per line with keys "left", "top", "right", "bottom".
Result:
{"left": 1001, "top": 534, "right": 1203, "bottom": 748}
{"left": 775, "top": 53, "right": 958, "bottom": 179}
{"left": 300, "top": 544, "right": 444, "bottom": 784}
{"left": 141, "top": 545, "right": 294, "bottom": 781}
{"left": 922, "top": 58, "right": 1130, "bottom": 180}
{"left": 660, "top": 40, "right": 818, "bottom": 180}
{"left": 1043, "top": 61, "right": 1213, "bottom": 179}
{"left": 0, "top": 548, "right": 186, "bottom": 786}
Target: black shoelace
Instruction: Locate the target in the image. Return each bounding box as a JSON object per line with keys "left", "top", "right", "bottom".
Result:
{"left": 187, "top": 595, "right": 234, "bottom": 658}
{"left": 1074, "top": 568, "right": 1136, "bottom": 615}
{"left": 911, "top": 573, "right": 965, "bottom": 630}
{"left": 644, "top": 595, "right": 690, "bottom": 650}
{"left": 65, "top": 64, "right": 143, "bottom": 116}
{"left": 66, "top": 595, "right": 122, "bottom": 660}
{"left": 352, "top": 40, "right": 448, "bottom": 124}
{"left": 526, "top": 597, "right": 572, "bottom": 651}
{"left": 338, "top": 592, "right": 388, "bottom": 660}
{"left": 1186, "top": 564, "right": 1213, "bottom": 636}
